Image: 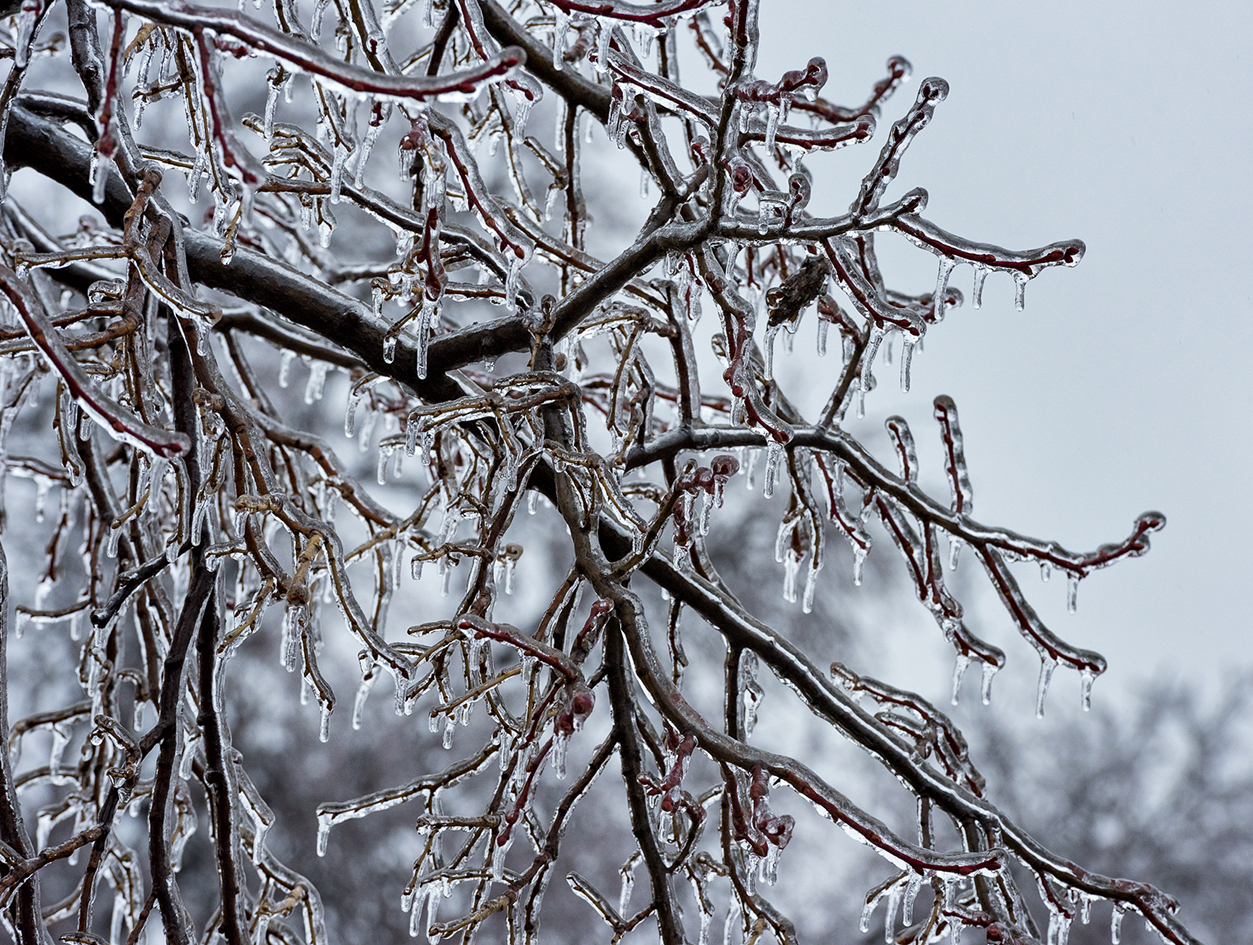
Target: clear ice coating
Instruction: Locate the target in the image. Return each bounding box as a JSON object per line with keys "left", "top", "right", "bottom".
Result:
{"left": 0, "top": 3, "right": 1186, "bottom": 943}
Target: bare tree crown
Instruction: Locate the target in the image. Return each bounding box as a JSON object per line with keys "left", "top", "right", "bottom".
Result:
{"left": 0, "top": 0, "right": 1194, "bottom": 943}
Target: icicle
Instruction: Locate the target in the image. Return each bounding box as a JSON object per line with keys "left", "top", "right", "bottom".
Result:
{"left": 551, "top": 7, "right": 569, "bottom": 69}
{"left": 357, "top": 408, "right": 377, "bottom": 454}
{"left": 595, "top": 21, "right": 612, "bottom": 74}
{"left": 382, "top": 331, "right": 398, "bottom": 364}
{"left": 1066, "top": 572, "right": 1080, "bottom": 613}
{"left": 852, "top": 545, "right": 866, "bottom": 586}
{"left": 902, "top": 872, "right": 922, "bottom": 925}
{"left": 344, "top": 392, "right": 361, "bottom": 438}
{"left": 316, "top": 812, "right": 332, "bottom": 857}
{"left": 1013, "top": 272, "right": 1027, "bottom": 311}
{"left": 781, "top": 551, "right": 799, "bottom": 604}
{"left": 763, "top": 324, "right": 779, "bottom": 380}
{"left": 859, "top": 897, "right": 876, "bottom": 935}
{"left": 105, "top": 523, "right": 122, "bottom": 559}
{"left": 816, "top": 318, "right": 829, "bottom": 356}
{"left": 330, "top": 143, "right": 349, "bottom": 204}
{"left": 505, "top": 252, "right": 525, "bottom": 312}
{"left": 354, "top": 118, "right": 384, "bottom": 189}
{"left": 971, "top": 266, "right": 988, "bottom": 309}
{"left": 1080, "top": 668, "right": 1095, "bottom": 712}
{"left": 950, "top": 653, "right": 970, "bottom": 705}
{"left": 91, "top": 150, "right": 110, "bottom": 205}
{"left": 763, "top": 102, "right": 781, "bottom": 153}
{"left": 318, "top": 701, "right": 332, "bottom": 742}
{"left": 415, "top": 297, "right": 439, "bottom": 380}
{"left": 278, "top": 350, "right": 296, "bottom": 388}
{"left": 981, "top": 660, "right": 997, "bottom": 705}
{"left": 933, "top": 257, "right": 955, "bottom": 322}
{"left": 948, "top": 536, "right": 962, "bottom": 571}
{"left": 1036, "top": 659, "right": 1056, "bottom": 719}
{"left": 762, "top": 440, "right": 783, "bottom": 498}
{"left": 264, "top": 82, "right": 281, "bottom": 140}
{"left": 861, "top": 327, "right": 884, "bottom": 391}
{"left": 1110, "top": 904, "right": 1125, "bottom": 944}
{"left": 899, "top": 338, "right": 915, "bottom": 392}
{"left": 304, "top": 362, "right": 329, "bottom": 404}
{"left": 310, "top": 0, "right": 330, "bottom": 40}
{"left": 552, "top": 732, "right": 569, "bottom": 779}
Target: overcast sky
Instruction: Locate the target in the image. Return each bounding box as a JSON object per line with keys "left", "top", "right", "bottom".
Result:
{"left": 754, "top": 1, "right": 1253, "bottom": 701}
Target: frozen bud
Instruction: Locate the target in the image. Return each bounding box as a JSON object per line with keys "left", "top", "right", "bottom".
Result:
{"left": 555, "top": 687, "right": 595, "bottom": 735}
{"left": 787, "top": 172, "right": 811, "bottom": 211}
{"left": 590, "top": 598, "right": 612, "bottom": 618}
{"left": 694, "top": 466, "right": 714, "bottom": 493}
{"left": 710, "top": 454, "right": 740, "bottom": 480}
{"left": 762, "top": 814, "right": 795, "bottom": 849}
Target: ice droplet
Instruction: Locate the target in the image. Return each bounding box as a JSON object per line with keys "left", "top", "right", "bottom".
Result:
{"left": 1035, "top": 659, "right": 1056, "bottom": 719}
{"left": 382, "top": 332, "right": 398, "bottom": 364}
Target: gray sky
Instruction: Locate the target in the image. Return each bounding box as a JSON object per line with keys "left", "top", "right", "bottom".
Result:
{"left": 757, "top": 1, "right": 1253, "bottom": 698}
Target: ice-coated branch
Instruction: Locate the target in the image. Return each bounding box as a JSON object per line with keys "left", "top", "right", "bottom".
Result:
{"left": 0, "top": 0, "right": 1197, "bottom": 942}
